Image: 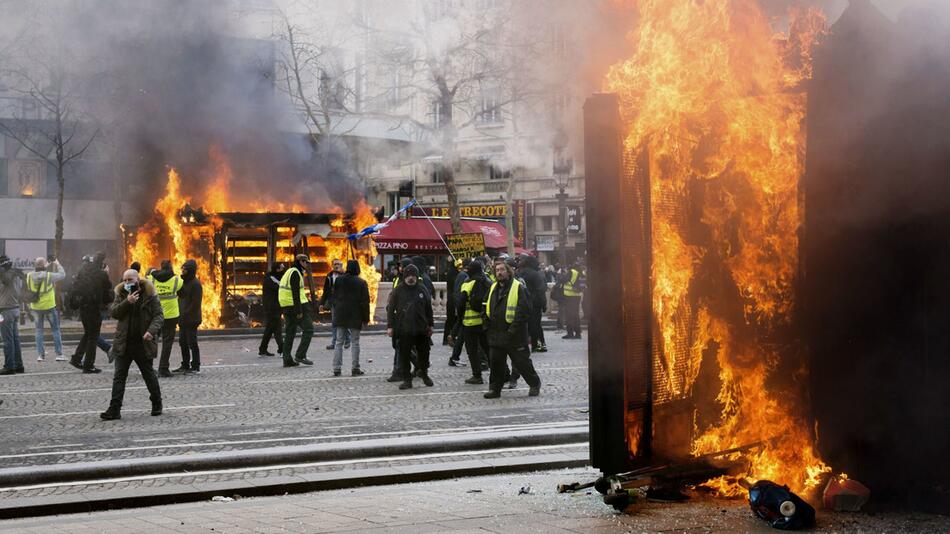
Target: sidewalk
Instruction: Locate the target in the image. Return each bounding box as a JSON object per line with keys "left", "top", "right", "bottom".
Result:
{"left": 4, "top": 468, "right": 949, "bottom": 533}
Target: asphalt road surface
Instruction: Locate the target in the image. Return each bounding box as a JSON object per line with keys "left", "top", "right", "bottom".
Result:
{"left": 0, "top": 330, "right": 589, "bottom": 469}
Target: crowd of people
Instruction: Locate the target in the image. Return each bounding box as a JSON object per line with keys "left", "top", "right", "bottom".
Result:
{"left": 1, "top": 249, "right": 586, "bottom": 417}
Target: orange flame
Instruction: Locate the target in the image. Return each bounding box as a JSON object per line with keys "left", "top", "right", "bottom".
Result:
{"left": 606, "top": 0, "right": 829, "bottom": 496}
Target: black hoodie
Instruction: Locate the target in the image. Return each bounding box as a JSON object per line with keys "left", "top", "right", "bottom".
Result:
{"left": 262, "top": 264, "right": 284, "bottom": 314}
{"left": 332, "top": 260, "right": 370, "bottom": 329}
{"left": 178, "top": 259, "right": 203, "bottom": 327}
{"left": 518, "top": 256, "right": 547, "bottom": 311}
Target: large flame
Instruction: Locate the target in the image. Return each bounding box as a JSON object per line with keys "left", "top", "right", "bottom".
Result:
{"left": 606, "top": 0, "right": 828, "bottom": 496}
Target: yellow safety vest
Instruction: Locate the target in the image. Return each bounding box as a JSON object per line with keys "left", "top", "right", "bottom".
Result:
{"left": 27, "top": 272, "right": 56, "bottom": 311}
{"left": 486, "top": 278, "right": 522, "bottom": 324}
{"left": 563, "top": 269, "right": 582, "bottom": 297}
{"left": 485, "top": 270, "right": 496, "bottom": 283}
{"left": 460, "top": 280, "right": 483, "bottom": 327}
{"left": 278, "top": 267, "right": 308, "bottom": 307}
{"left": 393, "top": 276, "right": 401, "bottom": 289}
{"left": 152, "top": 275, "right": 182, "bottom": 320}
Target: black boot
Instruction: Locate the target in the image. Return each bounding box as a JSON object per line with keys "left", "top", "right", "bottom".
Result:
{"left": 151, "top": 402, "right": 163, "bottom": 416}
{"left": 399, "top": 380, "right": 413, "bottom": 390}
{"left": 483, "top": 390, "right": 501, "bottom": 399}
{"left": 100, "top": 408, "right": 121, "bottom": 420}
{"left": 420, "top": 373, "right": 434, "bottom": 387}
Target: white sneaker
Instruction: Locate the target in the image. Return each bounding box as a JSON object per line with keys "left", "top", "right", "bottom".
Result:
{"left": 37, "top": 355, "right": 45, "bottom": 362}
{"left": 55, "top": 355, "right": 66, "bottom": 362}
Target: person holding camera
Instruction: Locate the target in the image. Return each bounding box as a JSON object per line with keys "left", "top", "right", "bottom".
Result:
{"left": 28, "top": 257, "right": 66, "bottom": 362}
{"left": 100, "top": 269, "right": 164, "bottom": 420}
{"left": 0, "top": 255, "right": 25, "bottom": 375}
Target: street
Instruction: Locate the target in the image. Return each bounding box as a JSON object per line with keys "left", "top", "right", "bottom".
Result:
{"left": 0, "top": 331, "right": 589, "bottom": 469}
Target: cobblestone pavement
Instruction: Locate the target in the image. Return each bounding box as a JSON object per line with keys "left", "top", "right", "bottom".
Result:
{"left": 0, "top": 330, "right": 589, "bottom": 468}
{"left": 4, "top": 467, "right": 949, "bottom": 533}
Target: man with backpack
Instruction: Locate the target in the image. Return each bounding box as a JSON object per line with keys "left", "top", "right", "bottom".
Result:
{"left": 70, "top": 252, "right": 114, "bottom": 374}
{"left": 27, "top": 257, "right": 67, "bottom": 362}
{"left": 0, "top": 255, "right": 25, "bottom": 375}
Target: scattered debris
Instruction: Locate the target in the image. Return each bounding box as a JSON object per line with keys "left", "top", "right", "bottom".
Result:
{"left": 466, "top": 489, "right": 482, "bottom": 494}
{"left": 558, "top": 481, "right": 596, "bottom": 494}
{"left": 518, "top": 485, "right": 533, "bottom": 495}
{"left": 368, "top": 358, "right": 373, "bottom": 363}
{"left": 313, "top": 407, "right": 320, "bottom": 411}
{"left": 211, "top": 496, "right": 234, "bottom": 503}
{"left": 823, "top": 476, "right": 870, "bottom": 512}
{"left": 745, "top": 479, "right": 815, "bottom": 530}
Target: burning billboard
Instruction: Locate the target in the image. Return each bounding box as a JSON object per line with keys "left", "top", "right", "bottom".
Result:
{"left": 588, "top": 0, "right": 829, "bottom": 498}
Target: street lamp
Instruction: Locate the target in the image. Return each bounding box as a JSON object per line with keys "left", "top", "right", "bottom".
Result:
{"left": 553, "top": 158, "right": 572, "bottom": 268}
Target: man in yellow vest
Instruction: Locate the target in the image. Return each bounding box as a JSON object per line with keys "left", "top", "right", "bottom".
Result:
{"left": 28, "top": 257, "right": 66, "bottom": 362}
{"left": 149, "top": 260, "right": 182, "bottom": 377}
{"left": 483, "top": 261, "right": 541, "bottom": 398}
{"left": 278, "top": 254, "right": 315, "bottom": 367}
{"left": 456, "top": 259, "right": 490, "bottom": 384}
{"left": 559, "top": 261, "right": 586, "bottom": 340}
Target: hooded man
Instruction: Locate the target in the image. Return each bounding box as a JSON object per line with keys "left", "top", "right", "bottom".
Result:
{"left": 518, "top": 255, "right": 548, "bottom": 353}
{"left": 100, "top": 269, "right": 163, "bottom": 420}
{"left": 483, "top": 261, "right": 541, "bottom": 398}
{"left": 411, "top": 256, "right": 435, "bottom": 297}
{"left": 177, "top": 259, "right": 203, "bottom": 373}
{"left": 28, "top": 257, "right": 67, "bottom": 362}
{"left": 456, "top": 259, "right": 491, "bottom": 384}
{"left": 332, "top": 259, "right": 370, "bottom": 376}
{"left": 71, "top": 252, "right": 113, "bottom": 374}
{"left": 0, "top": 255, "right": 24, "bottom": 375}
{"left": 446, "top": 257, "right": 471, "bottom": 366}
{"left": 279, "top": 254, "right": 315, "bottom": 367}
{"left": 320, "top": 259, "right": 350, "bottom": 351}
{"left": 149, "top": 260, "right": 182, "bottom": 377}
{"left": 258, "top": 262, "right": 285, "bottom": 356}
{"left": 387, "top": 257, "right": 417, "bottom": 382}
{"left": 387, "top": 264, "right": 434, "bottom": 389}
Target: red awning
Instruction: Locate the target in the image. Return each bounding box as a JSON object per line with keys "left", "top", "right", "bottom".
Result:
{"left": 373, "top": 218, "right": 518, "bottom": 253}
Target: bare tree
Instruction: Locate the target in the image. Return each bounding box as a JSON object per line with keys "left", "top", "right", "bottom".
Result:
{"left": 0, "top": 50, "right": 99, "bottom": 257}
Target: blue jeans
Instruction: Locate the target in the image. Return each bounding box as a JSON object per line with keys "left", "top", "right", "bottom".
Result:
{"left": 333, "top": 327, "right": 361, "bottom": 371}
{"left": 1, "top": 308, "right": 23, "bottom": 371}
{"left": 34, "top": 308, "right": 64, "bottom": 357}
{"left": 328, "top": 306, "right": 350, "bottom": 346}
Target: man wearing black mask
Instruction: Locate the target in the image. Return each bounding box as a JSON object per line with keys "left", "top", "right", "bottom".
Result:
{"left": 177, "top": 259, "right": 203, "bottom": 374}
{"left": 387, "top": 264, "right": 434, "bottom": 389}
{"left": 100, "top": 269, "right": 163, "bottom": 420}
{"left": 258, "top": 263, "right": 285, "bottom": 356}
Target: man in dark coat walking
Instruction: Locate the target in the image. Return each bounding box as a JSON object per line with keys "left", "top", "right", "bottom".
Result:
{"left": 177, "top": 259, "right": 203, "bottom": 373}
{"left": 518, "top": 255, "right": 548, "bottom": 352}
{"left": 71, "top": 252, "right": 113, "bottom": 374}
{"left": 483, "top": 261, "right": 541, "bottom": 398}
{"left": 100, "top": 269, "right": 163, "bottom": 420}
{"left": 258, "top": 263, "right": 284, "bottom": 356}
{"left": 332, "top": 260, "right": 369, "bottom": 376}
{"left": 387, "top": 264, "right": 434, "bottom": 389}
{"left": 320, "top": 259, "right": 349, "bottom": 350}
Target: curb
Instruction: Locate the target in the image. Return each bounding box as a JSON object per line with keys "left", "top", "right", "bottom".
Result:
{"left": 0, "top": 450, "right": 590, "bottom": 520}
{"left": 0, "top": 426, "right": 589, "bottom": 488}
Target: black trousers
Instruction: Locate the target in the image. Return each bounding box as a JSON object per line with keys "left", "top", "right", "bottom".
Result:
{"left": 282, "top": 306, "right": 313, "bottom": 362}
{"left": 179, "top": 325, "right": 200, "bottom": 369}
{"left": 528, "top": 304, "right": 546, "bottom": 348}
{"left": 76, "top": 306, "right": 102, "bottom": 370}
{"left": 563, "top": 296, "right": 582, "bottom": 336}
{"left": 488, "top": 345, "right": 540, "bottom": 393}
{"left": 398, "top": 334, "right": 430, "bottom": 382}
{"left": 462, "top": 326, "right": 489, "bottom": 377}
{"left": 158, "top": 318, "right": 178, "bottom": 371}
{"left": 443, "top": 306, "right": 457, "bottom": 346}
{"left": 259, "top": 312, "right": 283, "bottom": 353}
{"left": 109, "top": 350, "right": 162, "bottom": 411}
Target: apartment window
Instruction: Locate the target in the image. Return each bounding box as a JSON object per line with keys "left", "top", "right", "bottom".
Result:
{"left": 430, "top": 165, "right": 444, "bottom": 184}
{"left": 489, "top": 164, "right": 510, "bottom": 180}
{"left": 431, "top": 99, "right": 449, "bottom": 129}
{"left": 552, "top": 24, "right": 568, "bottom": 61}
{"left": 479, "top": 89, "right": 502, "bottom": 124}
{"left": 387, "top": 68, "right": 402, "bottom": 109}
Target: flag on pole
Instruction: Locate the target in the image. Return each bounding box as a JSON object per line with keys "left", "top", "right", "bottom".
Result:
{"left": 348, "top": 199, "right": 416, "bottom": 240}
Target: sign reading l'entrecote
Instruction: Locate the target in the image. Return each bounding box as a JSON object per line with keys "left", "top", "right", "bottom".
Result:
{"left": 413, "top": 201, "right": 526, "bottom": 242}
{"left": 446, "top": 232, "right": 487, "bottom": 259}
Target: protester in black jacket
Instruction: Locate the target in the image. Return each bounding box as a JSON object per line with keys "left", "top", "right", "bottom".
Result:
{"left": 71, "top": 252, "right": 113, "bottom": 374}
{"left": 447, "top": 258, "right": 471, "bottom": 366}
{"left": 331, "top": 260, "right": 369, "bottom": 376}
{"left": 177, "top": 259, "right": 203, "bottom": 373}
{"left": 484, "top": 261, "right": 541, "bottom": 398}
{"left": 258, "top": 263, "right": 284, "bottom": 356}
{"left": 518, "top": 256, "right": 548, "bottom": 353}
{"left": 411, "top": 256, "right": 435, "bottom": 297}
{"left": 387, "top": 264, "right": 434, "bottom": 389}
{"left": 320, "top": 259, "right": 349, "bottom": 350}
{"left": 456, "top": 260, "right": 490, "bottom": 384}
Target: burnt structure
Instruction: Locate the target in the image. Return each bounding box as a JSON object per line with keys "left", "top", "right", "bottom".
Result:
{"left": 804, "top": 1, "right": 950, "bottom": 511}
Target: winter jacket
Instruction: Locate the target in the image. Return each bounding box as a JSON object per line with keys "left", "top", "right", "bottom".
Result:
{"left": 386, "top": 281, "right": 434, "bottom": 337}
{"left": 456, "top": 270, "right": 490, "bottom": 325}
{"left": 320, "top": 271, "right": 343, "bottom": 307}
{"left": 0, "top": 267, "right": 23, "bottom": 310}
{"left": 332, "top": 260, "right": 370, "bottom": 329}
{"left": 518, "top": 258, "right": 548, "bottom": 313}
{"left": 262, "top": 269, "right": 282, "bottom": 315}
{"left": 485, "top": 278, "right": 531, "bottom": 348}
{"left": 75, "top": 263, "right": 113, "bottom": 310}
{"left": 178, "top": 260, "right": 203, "bottom": 328}
{"left": 109, "top": 279, "right": 164, "bottom": 359}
